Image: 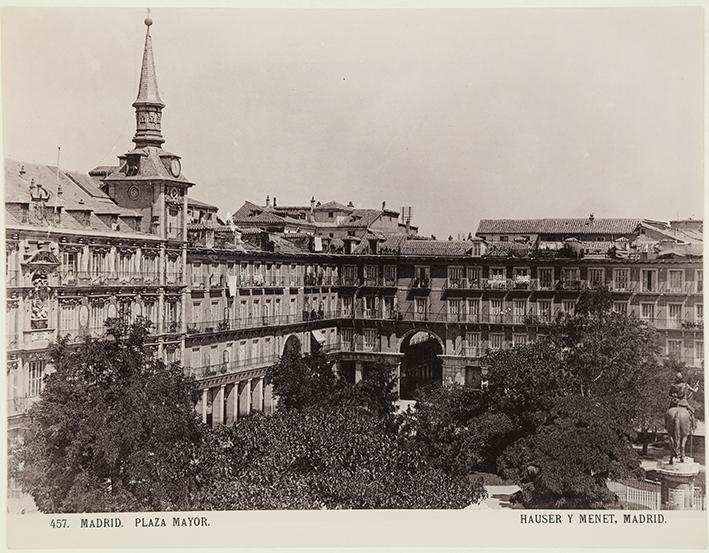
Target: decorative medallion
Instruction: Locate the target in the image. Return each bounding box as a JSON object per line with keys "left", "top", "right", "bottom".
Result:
{"left": 79, "top": 304, "right": 89, "bottom": 328}
{"left": 128, "top": 186, "right": 141, "bottom": 201}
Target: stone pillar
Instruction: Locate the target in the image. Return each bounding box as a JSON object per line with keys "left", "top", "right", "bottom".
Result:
{"left": 656, "top": 458, "right": 700, "bottom": 510}
{"left": 232, "top": 382, "right": 239, "bottom": 423}
{"left": 355, "top": 362, "right": 363, "bottom": 384}
{"left": 259, "top": 377, "right": 266, "bottom": 412}
{"left": 201, "top": 388, "right": 208, "bottom": 424}
{"left": 395, "top": 362, "right": 401, "bottom": 399}
{"left": 246, "top": 378, "right": 253, "bottom": 415}
{"left": 215, "top": 384, "right": 225, "bottom": 427}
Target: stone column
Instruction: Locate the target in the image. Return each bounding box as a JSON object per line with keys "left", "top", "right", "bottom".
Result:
{"left": 258, "top": 377, "right": 265, "bottom": 412}
{"left": 246, "top": 378, "right": 253, "bottom": 415}
{"left": 355, "top": 362, "right": 363, "bottom": 384}
{"left": 656, "top": 458, "right": 700, "bottom": 510}
{"left": 215, "top": 384, "right": 225, "bottom": 427}
{"left": 395, "top": 362, "right": 402, "bottom": 399}
{"left": 201, "top": 388, "right": 208, "bottom": 424}
{"left": 232, "top": 382, "right": 239, "bottom": 423}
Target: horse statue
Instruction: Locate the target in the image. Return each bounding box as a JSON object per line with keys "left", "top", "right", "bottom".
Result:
{"left": 665, "top": 406, "right": 693, "bottom": 464}
{"left": 664, "top": 373, "right": 700, "bottom": 465}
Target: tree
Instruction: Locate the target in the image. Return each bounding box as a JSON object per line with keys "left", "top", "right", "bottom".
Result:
{"left": 10, "top": 318, "right": 205, "bottom": 513}
{"left": 194, "top": 405, "right": 487, "bottom": 509}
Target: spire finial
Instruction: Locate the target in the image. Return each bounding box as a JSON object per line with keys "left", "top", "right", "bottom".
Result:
{"left": 132, "top": 9, "right": 165, "bottom": 147}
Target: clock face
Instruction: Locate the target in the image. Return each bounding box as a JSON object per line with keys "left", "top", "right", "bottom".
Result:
{"left": 169, "top": 187, "right": 180, "bottom": 200}
{"left": 170, "top": 158, "right": 181, "bottom": 178}
{"left": 128, "top": 186, "right": 140, "bottom": 201}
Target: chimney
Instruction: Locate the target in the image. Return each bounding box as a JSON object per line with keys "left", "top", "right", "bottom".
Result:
{"left": 19, "top": 165, "right": 26, "bottom": 177}
{"left": 589, "top": 212, "right": 595, "bottom": 222}
{"left": 309, "top": 196, "right": 315, "bottom": 222}
{"left": 382, "top": 201, "right": 386, "bottom": 211}
{"left": 273, "top": 196, "right": 277, "bottom": 208}
{"left": 265, "top": 195, "right": 271, "bottom": 207}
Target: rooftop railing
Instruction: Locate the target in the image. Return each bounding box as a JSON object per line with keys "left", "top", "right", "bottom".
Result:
{"left": 60, "top": 271, "right": 161, "bottom": 287}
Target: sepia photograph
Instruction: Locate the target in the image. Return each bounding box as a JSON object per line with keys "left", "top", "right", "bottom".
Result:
{"left": 1, "top": 4, "right": 707, "bottom": 550}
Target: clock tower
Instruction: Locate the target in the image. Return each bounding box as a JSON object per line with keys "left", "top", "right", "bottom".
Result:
{"left": 98, "top": 14, "right": 193, "bottom": 240}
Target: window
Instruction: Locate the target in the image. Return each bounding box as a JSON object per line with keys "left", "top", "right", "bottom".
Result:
{"left": 588, "top": 268, "right": 604, "bottom": 288}
{"left": 448, "top": 299, "right": 461, "bottom": 321}
{"left": 697, "top": 270, "right": 703, "bottom": 294}
{"left": 381, "top": 296, "right": 395, "bottom": 319}
{"left": 538, "top": 300, "right": 552, "bottom": 322}
{"left": 414, "top": 297, "right": 428, "bottom": 320}
{"left": 192, "top": 263, "right": 202, "bottom": 287}
{"left": 363, "top": 296, "right": 376, "bottom": 318}
{"left": 465, "top": 332, "right": 481, "bottom": 356}
{"left": 343, "top": 265, "right": 358, "bottom": 285}
{"left": 448, "top": 266, "right": 464, "bottom": 285}
{"left": 341, "top": 296, "right": 353, "bottom": 316}
{"left": 414, "top": 266, "right": 430, "bottom": 287}
{"left": 363, "top": 328, "right": 377, "bottom": 351}
{"left": 167, "top": 208, "right": 180, "bottom": 239}
{"left": 513, "top": 334, "right": 527, "bottom": 347}
{"left": 640, "top": 303, "right": 655, "bottom": 322}
{"left": 191, "top": 348, "right": 200, "bottom": 369}
{"left": 641, "top": 269, "right": 657, "bottom": 292}
{"left": 562, "top": 267, "right": 580, "bottom": 283}
{"left": 28, "top": 360, "right": 45, "bottom": 397}
{"left": 613, "top": 301, "right": 627, "bottom": 315}
{"left": 62, "top": 251, "right": 77, "bottom": 277}
{"left": 513, "top": 300, "right": 526, "bottom": 323}
{"left": 613, "top": 269, "right": 629, "bottom": 291}
{"left": 538, "top": 267, "right": 553, "bottom": 289}
{"left": 90, "top": 250, "right": 107, "bottom": 276}
{"left": 696, "top": 304, "right": 703, "bottom": 323}
{"left": 499, "top": 236, "right": 509, "bottom": 242}
{"left": 364, "top": 265, "right": 377, "bottom": 283}
{"left": 667, "top": 340, "right": 683, "bottom": 360}
{"left": 383, "top": 265, "right": 397, "bottom": 285}
{"left": 668, "top": 270, "right": 684, "bottom": 292}
{"left": 668, "top": 304, "right": 683, "bottom": 328}
{"left": 562, "top": 300, "right": 575, "bottom": 315}
{"left": 467, "top": 266, "right": 482, "bottom": 286}
{"left": 489, "top": 267, "right": 505, "bottom": 281}
{"left": 467, "top": 298, "right": 480, "bottom": 322}
{"left": 341, "top": 328, "right": 353, "bottom": 350}
{"left": 328, "top": 212, "right": 334, "bottom": 218}
{"left": 490, "top": 299, "right": 504, "bottom": 322}
{"left": 489, "top": 333, "right": 504, "bottom": 350}
{"left": 696, "top": 341, "right": 704, "bottom": 364}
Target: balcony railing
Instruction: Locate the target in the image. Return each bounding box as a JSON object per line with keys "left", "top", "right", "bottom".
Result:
{"left": 165, "top": 271, "right": 185, "bottom": 285}
{"left": 186, "top": 310, "right": 343, "bottom": 335}
{"left": 188, "top": 353, "right": 281, "bottom": 380}
{"left": 60, "top": 271, "right": 161, "bottom": 286}
{"left": 57, "top": 326, "right": 109, "bottom": 342}
{"left": 161, "top": 320, "right": 182, "bottom": 335}
{"left": 410, "top": 276, "right": 431, "bottom": 289}
{"left": 355, "top": 307, "right": 401, "bottom": 321}
{"left": 336, "top": 275, "right": 361, "bottom": 287}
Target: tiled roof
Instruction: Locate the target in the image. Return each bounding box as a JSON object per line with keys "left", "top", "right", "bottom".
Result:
{"left": 315, "top": 200, "right": 351, "bottom": 211}
{"left": 188, "top": 197, "right": 218, "bottom": 210}
{"left": 400, "top": 240, "right": 475, "bottom": 256}
{"left": 477, "top": 218, "right": 641, "bottom": 236}
{"left": 341, "top": 209, "right": 382, "bottom": 228}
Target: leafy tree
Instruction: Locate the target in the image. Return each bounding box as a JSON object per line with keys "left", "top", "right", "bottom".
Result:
{"left": 10, "top": 318, "right": 205, "bottom": 513}
{"left": 265, "top": 344, "right": 342, "bottom": 410}
{"left": 195, "top": 405, "right": 486, "bottom": 509}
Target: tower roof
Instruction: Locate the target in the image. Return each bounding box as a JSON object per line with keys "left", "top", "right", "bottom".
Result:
{"left": 133, "top": 16, "right": 164, "bottom": 108}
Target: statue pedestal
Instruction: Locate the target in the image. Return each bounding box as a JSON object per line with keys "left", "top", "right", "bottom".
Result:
{"left": 655, "top": 458, "right": 700, "bottom": 510}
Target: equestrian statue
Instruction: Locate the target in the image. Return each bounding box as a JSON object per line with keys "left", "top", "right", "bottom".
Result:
{"left": 664, "top": 372, "right": 700, "bottom": 464}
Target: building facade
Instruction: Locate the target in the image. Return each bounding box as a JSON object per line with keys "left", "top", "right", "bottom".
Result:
{"left": 5, "top": 18, "right": 704, "bottom": 435}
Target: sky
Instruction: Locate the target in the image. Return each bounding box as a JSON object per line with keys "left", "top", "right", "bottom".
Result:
{"left": 1, "top": 7, "right": 704, "bottom": 238}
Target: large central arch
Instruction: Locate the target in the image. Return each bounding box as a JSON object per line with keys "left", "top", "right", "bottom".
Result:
{"left": 398, "top": 329, "right": 443, "bottom": 400}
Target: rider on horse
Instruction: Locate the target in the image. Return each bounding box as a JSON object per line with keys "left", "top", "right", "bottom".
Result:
{"left": 669, "top": 372, "right": 699, "bottom": 432}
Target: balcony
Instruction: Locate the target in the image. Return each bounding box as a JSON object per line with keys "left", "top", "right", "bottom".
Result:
{"left": 461, "top": 346, "right": 486, "bottom": 358}
{"left": 336, "top": 275, "right": 361, "bottom": 287}
{"left": 355, "top": 307, "right": 401, "bottom": 321}
{"left": 165, "top": 271, "right": 184, "bottom": 285}
{"left": 161, "top": 320, "right": 182, "bottom": 335}
{"left": 186, "top": 311, "right": 343, "bottom": 335}
{"left": 60, "top": 271, "right": 161, "bottom": 287}
{"left": 409, "top": 276, "right": 431, "bottom": 290}
{"left": 57, "top": 326, "right": 109, "bottom": 343}
{"left": 609, "top": 282, "right": 638, "bottom": 293}
{"left": 189, "top": 353, "right": 280, "bottom": 380}
{"left": 557, "top": 280, "right": 587, "bottom": 291}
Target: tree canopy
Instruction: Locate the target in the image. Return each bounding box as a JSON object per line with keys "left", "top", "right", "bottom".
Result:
{"left": 11, "top": 318, "right": 205, "bottom": 513}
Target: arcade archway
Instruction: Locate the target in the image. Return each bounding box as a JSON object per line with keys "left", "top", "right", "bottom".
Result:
{"left": 398, "top": 329, "right": 443, "bottom": 400}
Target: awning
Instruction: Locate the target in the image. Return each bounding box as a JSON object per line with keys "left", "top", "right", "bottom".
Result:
{"left": 310, "top": 329, "right": 326, "bottom": 345}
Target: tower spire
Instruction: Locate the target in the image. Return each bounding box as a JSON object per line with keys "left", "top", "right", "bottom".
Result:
{"left": 132, "top": 10, "right": 165, "bottom": 148}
